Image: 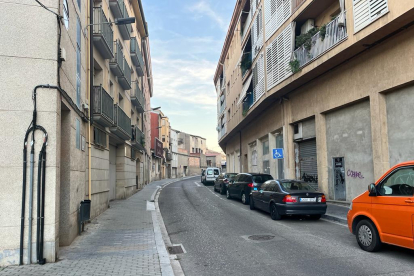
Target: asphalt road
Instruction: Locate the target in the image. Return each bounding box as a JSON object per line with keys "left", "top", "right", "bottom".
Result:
{"left": 159, "top": 177, "right": 414, "bottom": 276}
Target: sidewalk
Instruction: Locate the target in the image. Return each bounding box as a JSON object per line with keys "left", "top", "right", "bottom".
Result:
{"left": 323, "top": 202, "right": 350, "bottom": 225}
{"left": 0, "top": 178, "right": 179, "bottom": 276}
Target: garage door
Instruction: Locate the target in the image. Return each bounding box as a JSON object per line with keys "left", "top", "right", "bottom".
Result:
{"left": 299, "top": 139, "right": 318, "bottom": 189}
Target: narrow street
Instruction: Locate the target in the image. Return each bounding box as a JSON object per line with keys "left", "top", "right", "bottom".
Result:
{"left": 159, "top": 177, "right": 414, "bottom": 276}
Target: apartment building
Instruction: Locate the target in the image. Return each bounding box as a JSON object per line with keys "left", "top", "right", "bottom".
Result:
{"left": 177, "top": 132, "right": 207, "bottom": 175}
{"left": 215, "top": 0, "right": 414, "bottom": 201}
{"left": 170, "top": 129, "right": 179, "bottom": 178}
{"left": 0, "top": 0, "right": 153, "bottom": 266}
{"left": 160, "top": 113, "right": 172, "bottom": 178}
{"left": 150, "top": 111, "right": 163, "bottom": 180}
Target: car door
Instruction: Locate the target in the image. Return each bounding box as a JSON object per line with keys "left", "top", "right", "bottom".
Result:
{"left": 255, "top": 183, "right": 268, "bottom": 211}
{"left": 229, "top": 175, "right": 239, "bottom": 196}
{"left": 371, "top": 166, "right": 414, "bottom": 248}
{"left": 214, "top": 169, "right": 220, "bottom": 181}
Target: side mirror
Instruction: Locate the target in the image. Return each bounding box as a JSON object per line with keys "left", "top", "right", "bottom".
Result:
{"left": 368, "top": 183, "right": 377, "bottom": 196}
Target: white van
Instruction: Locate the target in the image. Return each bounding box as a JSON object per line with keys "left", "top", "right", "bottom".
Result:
{"left": 201, "top": 167, "right": 221, "bottom": 185}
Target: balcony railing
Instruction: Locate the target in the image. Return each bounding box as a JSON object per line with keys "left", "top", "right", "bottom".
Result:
{"left": 241, "top": 52, "right": 252, "bottom": 77}
{"left": 130, "top": 37, "right": 145, "bottom": 76}
{"left": 132, "top": 126, "right": 145, "bottom": 151}
{"left": 119, "top": 57, "right": 131, "bottom": 90}
{"left": 219, "top": 103, "right": 226, "bottom": 116}
{"left": 241, "top": 10, "right": 252, "bottom": 42}
{"left": 109, "top": 0, "right": 130, "bottom": 40}
{"left": 292, "top": 0, "right": 306, "bottom": 13}
{"left": 93, "top": 85, "right": 114, "bottom": 127}
{"left": 293, "top": 13, "right": 347, "bottom": 69}
{"left": 110, "top": 104, "right": 132, "bottom": 140}
{"left": 131, "top": 81, "right": 145, "bottom": 113}
{"left": 110, "top": 40, "right": 124, "bottom": 77}
{"left": 93, "top": 7, "right": 114, "bottom": 59}
{"left": 218, "top": 124, "right": 227, "bottom": 140}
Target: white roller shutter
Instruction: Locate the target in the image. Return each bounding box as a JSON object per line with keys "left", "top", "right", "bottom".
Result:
{"left": 252, "top": 8, "right": 263, "bottom": 59}
{"left": 253, "top": 53, "right": 265, "bottom": 102}
{"left": 266, "top": 24, "right": 293, "bottom": 91}
{"left": 265, "top": 0, "right": 291, "bottom": 41}
{"left": 353, "top": 0, "right": 388, "bottom": 33}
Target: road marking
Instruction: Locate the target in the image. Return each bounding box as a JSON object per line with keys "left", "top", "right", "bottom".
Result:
{"left": 321, "top": 218, "right": 348, "bottom": 227}
{"left": 146, "top": 201, "right": 155, "bottom": 211}
{"left": 194, "top": 182, "right": 201, "bottom": 187}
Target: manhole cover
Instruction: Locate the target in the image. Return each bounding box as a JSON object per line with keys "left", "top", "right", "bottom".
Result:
{"left": 168, "top": 245, "right": 185, "bottom": 254}
{"left": 248, "top": 235, "right": 275, "bottom": 241}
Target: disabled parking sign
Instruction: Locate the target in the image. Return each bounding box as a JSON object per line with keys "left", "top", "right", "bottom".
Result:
{"left": 273, "top": 148, "right": 284, "bottom": 159}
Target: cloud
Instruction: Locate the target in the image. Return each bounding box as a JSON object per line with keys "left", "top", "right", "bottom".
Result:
{"left": 188, "top": 1, "right": 228, "bottom": 31}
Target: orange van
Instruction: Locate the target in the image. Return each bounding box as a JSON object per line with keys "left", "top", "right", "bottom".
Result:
{"left": 347, "top": 161, "right": 414, "bottom": 252}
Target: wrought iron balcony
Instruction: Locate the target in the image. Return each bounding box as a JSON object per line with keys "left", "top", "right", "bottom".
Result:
{"left": 110, "top": 40, "right": 124, "bottom": 77}
{"left": 293, "top": 12, "right": 348, "bottom": 69}
{"left": 119, "top": 57, "right": 131, "bottom": 90}
{"left": 110, "top": 104, "right": 132, "bottom": 140}
{"left": 93, "top": 7, "right": 114, "bottom": 59}
{"left": 131, "top": 81, "right": 145, "bottom": 113}
{"left": 130, "top": 37, "right": 145, "bottom": 76}
{"left": 93, "top": 85, "right": 114, "bottom": 127}
{"left": 131, "top": 126, "right": 145, "bottom": 151}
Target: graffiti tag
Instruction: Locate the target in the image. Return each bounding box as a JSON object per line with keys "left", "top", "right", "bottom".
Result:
{"left": 347, "top": 170, "right": 364, "bottom": 179}
{"left": 302, "top": 173, "right": 318, "bottom": 183}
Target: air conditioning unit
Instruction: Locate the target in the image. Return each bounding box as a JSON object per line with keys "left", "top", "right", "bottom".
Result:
{"left": 301, "top": 19, "right": 315, "bottom": 34}
{"left": 293, "top": 123, "right": 303, "bottom": 141}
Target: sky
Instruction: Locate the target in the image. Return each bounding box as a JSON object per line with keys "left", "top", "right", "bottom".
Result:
{"left": 142, "top": 0, "right": 237, "bottom": 153}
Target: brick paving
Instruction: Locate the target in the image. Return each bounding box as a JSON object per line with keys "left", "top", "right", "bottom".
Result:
{"left": 0, "top": 179, "right": 175, "bottom": 276}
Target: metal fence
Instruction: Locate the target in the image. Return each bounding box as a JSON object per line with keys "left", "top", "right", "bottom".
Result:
{"left": 93, "top": 7, "right": 113, "bottom": 54}
{"left": 93, "top": 86, "right": 114, "bottom": 122}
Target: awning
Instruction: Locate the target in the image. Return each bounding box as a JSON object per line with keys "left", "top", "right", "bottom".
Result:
{"left": 237, "top": 74, "right": 253, "bottom": 105}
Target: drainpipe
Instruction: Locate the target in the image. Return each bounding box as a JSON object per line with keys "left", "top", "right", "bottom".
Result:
{"left": 239, "top": 131, "right": 242, "bottom": 173}
{"left": 88, "top": 0, "right": 93, "bottom": 201}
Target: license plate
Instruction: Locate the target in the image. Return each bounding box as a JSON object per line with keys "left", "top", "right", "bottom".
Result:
{"left": 254, "top": 188, "right": 258, "bottom": 191}
{"left": 300, "top": 198, "right": 316, "bottom": 202}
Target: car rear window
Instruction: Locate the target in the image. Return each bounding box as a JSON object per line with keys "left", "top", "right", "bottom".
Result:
{"left": 226, "top": 174, "right": 237, "bottom": 180}
{"left": 252, "top": 175, "right": 273, "bottom": 183}
{"left": 214, "top": 169, "right": 220, "bottom": 175}
{"left": 280, "top": 182, "right": 315, "bottom": 192}
{"left": 207, "top": 170, "right": 213, "bottom": 175}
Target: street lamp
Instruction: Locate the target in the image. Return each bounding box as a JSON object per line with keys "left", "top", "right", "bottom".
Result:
{"left": 85, "top": 17, "right": 136, "bottom": 32}
{"left": 144, "top": 107, "right": 161, "bottom": 112}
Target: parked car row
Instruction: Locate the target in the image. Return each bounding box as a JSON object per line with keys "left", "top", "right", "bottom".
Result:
{"left": 206, "top": 161, "right": 414, "bottom": 253}
{"left": 211, "top": 171, "right": 327, "bottom": 221}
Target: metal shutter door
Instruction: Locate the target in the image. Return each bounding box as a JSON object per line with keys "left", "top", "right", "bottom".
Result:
{"left": 299, "top": 139, "right": 318, "bottom": 188}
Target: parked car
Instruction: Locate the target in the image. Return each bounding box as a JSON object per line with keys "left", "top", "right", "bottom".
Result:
{"left": 226, "top": 173, "right": 273, "bottom": 204}
{"left": 249, "top": 180, "right": 327, "bottom": 220}
{"left": 214, "top": 173, "right": 237, "bottom": 194}
{"left": 347, "top": 161, "right": 414, "bottom": 252}
{"left": 201, "top": 167, "right": 220, "bottom": 185}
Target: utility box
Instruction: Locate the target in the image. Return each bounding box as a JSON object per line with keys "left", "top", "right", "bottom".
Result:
{"left": 80, "top": 200, "right": 91, "bottom": 222}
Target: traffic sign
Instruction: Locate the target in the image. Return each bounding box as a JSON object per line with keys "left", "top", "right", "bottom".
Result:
{"left": 273, "top": 148, "right": 284, "bottom": 159}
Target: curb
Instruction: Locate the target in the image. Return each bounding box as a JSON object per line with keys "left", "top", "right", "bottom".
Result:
{"left": 322, "top": 214, "right": 347, "bottom": 225}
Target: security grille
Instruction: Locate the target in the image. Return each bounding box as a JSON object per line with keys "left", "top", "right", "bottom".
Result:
{"left": 266, "top": 24, "right": 293, "bottom": 91}
{"left": 353, "top": 0, "right": 388, "bottom": 32}
{"left": 265, "top": 0, "right": 291, "bottom": 41}
{"left": 299, "top": 139, "right": 318, "bottom": 188}
{"left": 94, "top": 127, "right": 107, "bottom": 148}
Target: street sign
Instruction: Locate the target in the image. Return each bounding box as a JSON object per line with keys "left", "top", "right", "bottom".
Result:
{"left": 273, "top": 148, "right": 284, "bottom": 159}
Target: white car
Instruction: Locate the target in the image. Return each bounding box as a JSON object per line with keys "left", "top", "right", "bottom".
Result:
{"left": 201, "top": 167, "right": 220, "bottom": 185}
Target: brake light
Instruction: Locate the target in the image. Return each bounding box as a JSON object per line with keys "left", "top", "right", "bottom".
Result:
{"left": 320, "top": 195, "right": 326, "bottom": 203}
{"left": 224, "top": 179, "right": 229, "bottom": 183}
{"left": 283, "top": 195, "right": 297, "bottom": 203}
{"left": 247, "top": 183, "right": 254, "bottom": 188}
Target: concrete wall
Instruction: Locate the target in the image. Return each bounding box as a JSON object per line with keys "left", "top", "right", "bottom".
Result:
{"left": 326, "top": 101, "right": 374, "bottom": 201}
{"left": 386, "top": 85, "right": 414, "bottom": 167}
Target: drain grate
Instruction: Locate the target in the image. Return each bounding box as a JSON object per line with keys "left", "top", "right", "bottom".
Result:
{"left": 167, "top": 245, "right": 185, "bottom": 254}
{"left": 248, "top": 235, "right": 275, "bottom": 241}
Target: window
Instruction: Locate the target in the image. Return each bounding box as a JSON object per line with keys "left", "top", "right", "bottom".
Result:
{"left": 379, "top": 167, "right": 414, "bottom": 196}
{"left": 162, "top": 135, "right": 165, "bottom": 142}
{"left": 77, "top": 0, "right": 81, "bottom": 10}
{"left": 353, "top": 0, "right": 389, "bottom": 33}
{"left": 94, "top": 127, "right": 107, "bottom": 148}
{"left": 263, "top": 160, "right": 270, "bottom": 174}
{"left": 162, "top": 120, "right": 166, "bottom": 126}
{"left": 119, "top": 93, "right": 124, "bottom": 108}
{"left": 63, "top": 0, "right": 69, "bottom": 29}
{"left": 76, "top": 17, "right": 81, "bottom": 107}
{"left": 253, "top": 175, "right": 273, "bottom": 184}
{"left": 262, "top": 140, "right": 269, "bottom": 155}
{"left": 109, "top": 81, "right": 114, "bottom": 97}
{"left": 280, "top": 181, "right": 316, "bottom": 192}
{"left": 76, "top": 119, "right": 80, "bottom": 149}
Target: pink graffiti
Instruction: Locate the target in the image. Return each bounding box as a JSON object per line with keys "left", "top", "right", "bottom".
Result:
{"left": 347, "top": 169, "right": 364, "bottom": 179}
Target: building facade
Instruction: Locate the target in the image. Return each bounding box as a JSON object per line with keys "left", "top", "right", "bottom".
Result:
{"left": 0, "top": 0, "right": 153, "bottom": 266}
{"left": 215, "top": 0, "right": 414, "bottom": 201}
{"left": 170, "top": 129, "right": 179, "bottom": 178}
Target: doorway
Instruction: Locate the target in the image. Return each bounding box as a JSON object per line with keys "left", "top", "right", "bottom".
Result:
{"left": 333, "top": 157, "right": 346, "bottom": 201}
{"left": 109, "top": 145, "right": 117, "bottom": 201}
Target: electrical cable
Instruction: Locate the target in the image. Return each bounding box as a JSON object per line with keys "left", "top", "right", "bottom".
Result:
{"left": 34, "top": 0, "right": 61, "bottom": 18}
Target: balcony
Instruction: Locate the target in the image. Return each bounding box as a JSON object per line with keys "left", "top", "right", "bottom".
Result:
{"left": 118, "top": 57, "right": 131, "bottom": 90}
{"left": 293, "top": 13, "right": 348, "bottom": 70}
{"left": 292, "top": 0, "right": 306, "bottom": 13}
{"left": 93, "top": 7, "right": 114, "bottom": 59}
{"left": 166, "top": 152, "right": 173, "bottom": 161}
{"left": 110, "top": 104, "right": 132, "bottom": 140}
{"left": 93, "top": 85, "right": 114, "bottom": 127}
{"left": 110, "top": 40, "right": 123, "bottom": 77}
{"left": 109, "top": 0, "right": 130, "bottom": 40}
{"left": 131, "top": 126, "right": 145, "bottom": 151}
{"left": 131, "top": 81, "right": 145, "bottom": 113}
{"left": 130, "top": 37, "right": 145, "bottom": 76}
{"left": 241, "top": 52, "right": 252, "bottom": 77}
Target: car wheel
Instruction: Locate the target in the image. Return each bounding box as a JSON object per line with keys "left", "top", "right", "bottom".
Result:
{"left": 270, "top": 203, "right": 282, "bottom": 220}
{"left": 226, "top": 190, "right": 231, "bottom": 199}
{"left": 220, "top": 186, "right": 225, "bottom": 195}
{"left": 310, "top": 215, "right": 321, "bottom": 220}
{"left": 249, "top": 196, "right": 255, "bottom": 210}
{"left": 356, "top": 220, "right": 382, "bottom": 252}
{"left": 241, "top": 193, "right": 249, "bottom": 205}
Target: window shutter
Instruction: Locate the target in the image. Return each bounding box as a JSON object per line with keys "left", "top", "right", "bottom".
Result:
{"left": 253, "top": 53, "right": 265, "bottom": 103}
{"left": 265, "top": 0, "right": 291, "bottom": 41}
{"left": 252, "top": 9, "right": 263, "bottom": 59}
{"left": 251, "top": 0, "right": 257, "bottom": 18}
{"left": 353, "top": 0, "right": 388, "bottom": 32}
{"left": 266, "top": 24, "right": 293, "bottom": 91}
